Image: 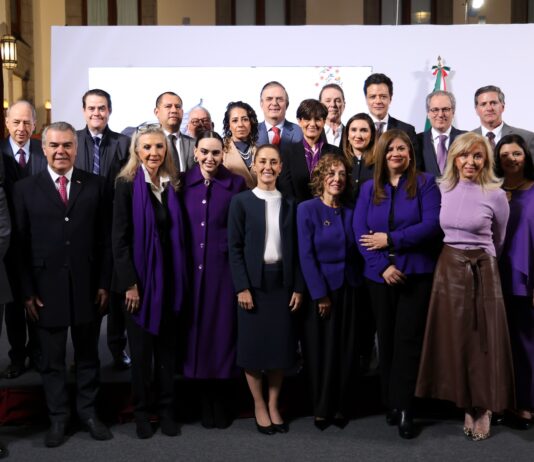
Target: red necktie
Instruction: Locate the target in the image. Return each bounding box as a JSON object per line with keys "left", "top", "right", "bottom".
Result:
{"left": 271, "top": 127, "right": 281, "bottom": 146}
{"left": 57, "top": 176, "right": 68, "bottom": 205}
{"left": 18, "top": 149, "right": 26, "bottom": 168}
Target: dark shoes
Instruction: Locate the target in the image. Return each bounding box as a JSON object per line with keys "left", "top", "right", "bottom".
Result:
{"left": 136, "top": 418, "right": 154, "bottom": 439}
{"left": 45, "top": 422, "right": 66, "bottom": 448}
{"left": 0, "top": 441, "right": 8, "bottom": 459}
{"left": 398, "top": 410, "right": 415, "bottom": 439}
{"left": 2, "top": 362, "right": 26, "bottom": 379}
{"left": 386, "top": 408, "right": 399, "bottom": 426}
{"left": 160, "top": 415, "right": 179, "bottom": 437}
{"left": 113, "top": 351, "right": 132, "bottom": 370}
{"left": 272, "top": 421, "right": 289, "bottom": 433}
{"left": 314, "top": 418, "right": 331, "bottom": 431}
{"left": 256, "top": 420, "right": 276, "bottom": 435}
{"left": 83, "top": 417, "right": 113, "bottom": 441}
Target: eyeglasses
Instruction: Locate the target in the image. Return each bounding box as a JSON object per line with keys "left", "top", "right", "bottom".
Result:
{"left": 429, "top": 107, "right": 452, "bottom": 115}
{"left": 190, "top": 118, "right": 212, "bottom": 126}
{"left": 136, "top": 122, "right": 161, "bottom": 133}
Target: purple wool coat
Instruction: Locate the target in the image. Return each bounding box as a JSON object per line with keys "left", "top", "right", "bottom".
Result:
{"left": 181, "top": 164, "right": 247, "bottom": 379}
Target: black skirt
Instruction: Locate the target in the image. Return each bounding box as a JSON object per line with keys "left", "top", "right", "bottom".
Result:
{"left": 237, "top": 263, "right": 297, "bottom": 370}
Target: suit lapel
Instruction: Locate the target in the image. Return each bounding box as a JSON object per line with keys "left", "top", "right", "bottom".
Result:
{"left": 423, "top": 131, "right": 440, "bottom": 176}
{"left": 36, "top": 170, "right": 66, "bottom": 211}
{"left": 66, "top": 170, "right": 83, "bottom": 214}
{"left": 258, "top": 123, "right": 269, "bottom": 145}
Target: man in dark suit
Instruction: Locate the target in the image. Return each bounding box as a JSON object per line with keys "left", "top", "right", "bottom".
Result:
{"left": 364, "top": 73, "right": 418, "bottom": 150}
{"left": 472, "top": 85, "right": 534, "bottom": 156}
{"left": 416, "top": 90, "right": 466, "bottom": 175}
{"left": 76, "top": 88, "right": 131, "bottom": 370}
{"left": 257, "top": 81, "right": 303, "bottom": 148}
{"left": 1, "top": 100, "right": 46, "bottom": 379}
{"left": 154, "top": 91, "right": 195, "bottom": 171}
{"left": 0, "top": 155, "right": 12, "bottom": 459}
{"left": 14, "top": 122, "right": 113, "bottom": 447}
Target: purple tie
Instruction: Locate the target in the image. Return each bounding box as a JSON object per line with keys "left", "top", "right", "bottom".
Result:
{"left": 437, "top": 134, "right": 448, "bottom": 174}
{"left": 18, "top": 149, "right": 26, "bottom": 168}
{"left": 486, "top": 132, "right": 496, "bottom": 150}
{"left": 376, "top": 122, "right": 385, "bottom": 139}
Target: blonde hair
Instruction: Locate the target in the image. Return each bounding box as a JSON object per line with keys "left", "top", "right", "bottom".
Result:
{"left": 116, "top": 125, "right": 181, "bottom": 190}
{"left": 439, "top": 132, "right": 502, "bottom": 191}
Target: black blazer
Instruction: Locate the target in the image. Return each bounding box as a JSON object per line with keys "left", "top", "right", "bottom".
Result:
{"left": 13, "top": 168, "right": 111, "bottom": 328}
{"left": 228, "top": 190, "right": 304, "bottom": 294}
{"left": 277, "top": 141, "right": 342, "bottom": 203}
{"left": 76, "top": 126, "right": 130, "bottom": 178}
{"left": 1, "top": 138, "right": 47, "bottom": 188}
{"left": 416, "top": 127, "right": 466, "bottom": 175}
{"left": 0, "top": 176, "right": 12, "bottom": 304}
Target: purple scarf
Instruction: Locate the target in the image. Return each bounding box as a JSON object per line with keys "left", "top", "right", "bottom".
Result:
{"left": 132, "top": 167, "right": 186, "bottom": 335}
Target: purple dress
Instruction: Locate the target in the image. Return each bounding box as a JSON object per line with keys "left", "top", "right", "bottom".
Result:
{"left": 500, "top": 186, "right": 534, "bottom": 409}
{"left": 182, "top": 164, "right": 247, "bottom": 379}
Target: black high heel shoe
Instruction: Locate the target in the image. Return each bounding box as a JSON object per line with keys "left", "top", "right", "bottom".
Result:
{"left": 256, "top": 420, "right": 275, "bottom": 435}
{"left": 314, "top": 418, "right": 331, "bottom": 431}
{"left": 272, "top": 421, "right": 289, "bottom": 433}
{"left": 386, "top": 408, "right": 399, "bottom": 426}
{"left": 398, "top": 410, "right": 415, "bottom": 439}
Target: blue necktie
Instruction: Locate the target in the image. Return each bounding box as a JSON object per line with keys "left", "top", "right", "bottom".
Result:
{"left": 93, "top": 137, "right": 101, "bottom": 175}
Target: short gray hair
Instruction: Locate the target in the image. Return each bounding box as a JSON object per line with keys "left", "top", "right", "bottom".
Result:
{"left": 7, "top": 100, "right": 37, "bottom": 122}
{"left": 474, "top": 85, "right": 505, "bottom": 107}
{"left": 426, "top": 90, "right": 456, "bottom": 112}
{"left": 42, "top": 121, "right": 77, "bottom": 146}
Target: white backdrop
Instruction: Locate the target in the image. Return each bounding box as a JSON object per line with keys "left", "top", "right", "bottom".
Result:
{"left": 52, "top": 24, "right": 534, "bottom": 134}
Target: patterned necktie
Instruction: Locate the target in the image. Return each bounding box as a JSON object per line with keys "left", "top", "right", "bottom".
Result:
{"left": 92, "top": 137, "right": 101, "bottom": 175}
{"left": 375, "top": 121, "right": 385, "bottom": 139}
{"left": 57, "top": 176, "right": 68, "bottom": 205}
{"left": 168, "top": 134, "right": 181, "bottom": 171}
{"left": 17, "top": 148, "right": 27, "bottom": 168}
{"left": 486, "top": 132, "right": 496, "bottom": 150}
{"left": 437, "top": 134, "right": 448, "bottom": 174}
{"left": 271, "top": 127, "right": 281, "bottom": 146}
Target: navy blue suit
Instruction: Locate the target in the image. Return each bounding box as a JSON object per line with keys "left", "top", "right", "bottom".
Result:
{"left": 257, "top": 120, "right": 303, "bottom": 148}
{"left": 416, "top": 127, "right": 465, "bottom": 175}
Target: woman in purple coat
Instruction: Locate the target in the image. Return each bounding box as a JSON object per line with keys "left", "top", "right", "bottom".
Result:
{"left": 354, "top": 129, "right": 441, "bottom": 439}
{"left": 182, "top": 131, "right": 247, "bottom": 428}
{"left": 495, "top": 134, "right": 534, "bottom": 429}
{"left": 297, "top": 153, "right": 361, "bottom": 430}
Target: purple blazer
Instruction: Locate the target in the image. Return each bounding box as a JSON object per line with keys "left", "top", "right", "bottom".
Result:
{"left": 297, "top": 198, "right": 361, "bottom": 301}
{"left": 353, "top": 172, "right": 442, "bottom": 283}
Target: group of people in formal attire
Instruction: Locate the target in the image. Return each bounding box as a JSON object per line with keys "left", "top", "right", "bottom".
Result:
{"left": 0, "top": 72, "right": 533, "bottom": 457}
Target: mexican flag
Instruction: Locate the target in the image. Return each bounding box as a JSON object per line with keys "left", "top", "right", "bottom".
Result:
{"left": 425, "top": 58, "right": 451, "bottom": 130}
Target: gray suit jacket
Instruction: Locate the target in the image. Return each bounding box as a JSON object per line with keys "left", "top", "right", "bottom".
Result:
{"left": 179, "top": 133, "right": 195, "bottom": 171}
{"left": 473, "top": 122, "right": 534, "bottom": 158}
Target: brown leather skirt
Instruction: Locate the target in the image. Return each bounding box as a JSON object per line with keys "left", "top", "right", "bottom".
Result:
{"left": 415, "top": 245, "right": 515, "bottom": 411}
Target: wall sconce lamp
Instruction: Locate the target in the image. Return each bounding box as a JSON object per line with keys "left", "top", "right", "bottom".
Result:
{"left": 0, "top": 35, "right": 18, "bottom": 70}
{"left": 464, "top": 0, "right": 485, "bottom": 24}
{"left": 44, "top": 100, "right": 52, "bottom": 126}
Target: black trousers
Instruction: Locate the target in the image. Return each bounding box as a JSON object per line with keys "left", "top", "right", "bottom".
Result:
{"left": 125, "top": 308, "right": 177, "bottom": 419}
{"left": 301, "top": 284, "right": 358, "bottom": 418}
{"left": 37, "top": 322, "right": 100, "bottom": 423}
{"left": 4, "top": 299, "right": 39, "bottom": 365}
{"left": 366, "top": 274, "right": 432, "bottom": 410}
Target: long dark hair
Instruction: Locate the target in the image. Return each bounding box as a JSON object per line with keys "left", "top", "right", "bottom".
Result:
{"left": 373, "top": 129, "right": 418, "bottom": 205}
{"left": 222, "top": 101, "right": 259, "bottom": 147}
{"left": 494, "top": 133, "right": 534, "bottom": 180}
{"left": 341, "top": 113, "right": 376, "bottom": 167}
